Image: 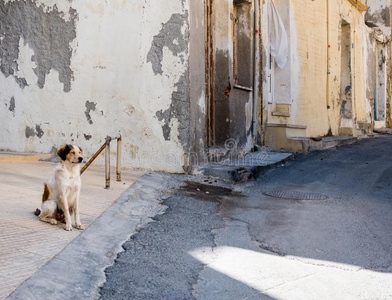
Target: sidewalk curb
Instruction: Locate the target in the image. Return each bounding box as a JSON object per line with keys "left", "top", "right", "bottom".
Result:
{"left": 7, "top": 172, "right": 181, "bottom": 300}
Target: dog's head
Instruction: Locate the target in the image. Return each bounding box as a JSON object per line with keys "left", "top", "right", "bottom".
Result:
{"left": 57, "top": 144, "right": 83, "bottom": 164}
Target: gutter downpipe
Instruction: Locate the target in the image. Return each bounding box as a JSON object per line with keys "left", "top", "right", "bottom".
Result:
{"left": 252, "top": 0, "right": 259, "bottom": 144}
{"left": 326, "top": 0, "right": 333, "bottom": 135}
{"left": 326, "top": 0, "right": 330, "bottom": 110}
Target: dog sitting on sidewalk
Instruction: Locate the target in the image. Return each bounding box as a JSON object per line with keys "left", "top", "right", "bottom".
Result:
{"left": 34, "top": 144, "right": 84, "bottom": 231}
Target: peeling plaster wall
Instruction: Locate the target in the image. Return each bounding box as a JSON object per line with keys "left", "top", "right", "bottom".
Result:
{"left": 364, "top": 27, "right": 377, "bottom": 123}
{"left": 0, "top": 0, "right": 76, "bottom": 91}
{"left": 0, "top": 0, "right": 191, "bottom": 173}
{"left": 263, "top": 0, "right": 374, "bottom": 143}
{"left": 188, "top": 0, "right": 207, "bottom": 168}
{"left": 365, "top": 0, "right": 391, "bottom": 35}
{"left": 365, "top": 0, "right": 391, "bottom": 128}
{"left": 327, "top": 1, "right": 371, "bottom": 133}
{"left": 287, "top": 0, "right": 369, "bottom": 137}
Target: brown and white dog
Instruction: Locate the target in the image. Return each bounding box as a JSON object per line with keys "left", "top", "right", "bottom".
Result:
{"left": 36, "top": 144, "right": 84, "bottom": 231}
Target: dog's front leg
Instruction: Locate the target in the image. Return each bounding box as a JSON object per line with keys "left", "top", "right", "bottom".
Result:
{"left": 59, "top": 192, "right": 72, "bottom": 231}
{"left": 74, "top": 189, "right": 84, "bottom": 230}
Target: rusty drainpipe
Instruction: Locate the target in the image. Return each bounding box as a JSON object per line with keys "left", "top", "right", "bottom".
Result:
{"left": 326, "top": 0, "right": 330, "bottom": 110}
{"left": 252, "top": 0, "right": 259, "bottom": 144}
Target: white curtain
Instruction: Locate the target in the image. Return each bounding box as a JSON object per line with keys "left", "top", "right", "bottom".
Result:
{"left": 269, "top": 0, "right": 288, "bottom": 69}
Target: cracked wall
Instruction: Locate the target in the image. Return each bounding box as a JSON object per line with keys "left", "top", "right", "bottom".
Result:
{"left": 0, "top": 0, "right": 192, "bottom": 173}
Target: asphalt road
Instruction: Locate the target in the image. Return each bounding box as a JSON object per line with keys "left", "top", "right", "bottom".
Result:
{"left": 100, "top": 135, "right": 392, "bottom": 299}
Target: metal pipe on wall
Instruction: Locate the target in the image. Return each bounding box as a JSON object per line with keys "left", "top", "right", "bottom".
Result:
{"left": 252, "top": 0, "right": 259, "bottom": 144}
{"left": 105, "top": 136, "right": 111, "bottom": 189}
{"left": 326, "top": 0, "right": 330, "bottom": 109}
{"left": 116, "top": 135, "right": 122, "bottom": 182}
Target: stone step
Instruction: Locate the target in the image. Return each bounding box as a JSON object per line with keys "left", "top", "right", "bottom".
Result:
{"left": 288, "top": 136, "right": 357, "bottom": 153}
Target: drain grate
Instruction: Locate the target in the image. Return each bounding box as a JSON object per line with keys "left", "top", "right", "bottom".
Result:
{"left": 262, "top": 190, "right": 328, "bottom": 200}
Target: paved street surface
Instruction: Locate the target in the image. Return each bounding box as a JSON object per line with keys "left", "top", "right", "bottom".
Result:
{"left": 100, "top": 135, "right": 392, "bottom": 299}
{"left": 0, "top": 160, "right": 145, "bottom": 299}
{"left": 5, "top": 135, "right": 392, "bottom": 300}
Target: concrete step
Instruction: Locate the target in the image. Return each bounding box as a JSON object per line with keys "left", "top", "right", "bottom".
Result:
{"left": 0, "top": 152, "right": 53, "bottom": 162}
{"left": 288, "top": 136, "right": 357, "bottom": 153}
{"left": 373, "top": 128, "right": 392, "bottom": 135}
{"left": 198, "top": 151, "right": 294, "bottom": 182}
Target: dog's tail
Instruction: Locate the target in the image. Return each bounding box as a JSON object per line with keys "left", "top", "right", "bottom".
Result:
{"left": 35, "top": 183, "right": 48, "bottom": 217}
{"left": 42, "top": 184, "right": 50, "bottom": 202}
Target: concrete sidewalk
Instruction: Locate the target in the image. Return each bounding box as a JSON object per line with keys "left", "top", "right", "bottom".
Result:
{"left": 1, "top": 149, "right": 294, "bottom": 299}
{"left": 0, "top": 158, "right": 145, "bottom": 299}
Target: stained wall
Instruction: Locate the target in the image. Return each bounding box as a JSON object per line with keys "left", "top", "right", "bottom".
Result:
{"left": 0, "top": 0, "right": 193, "bottom": 172}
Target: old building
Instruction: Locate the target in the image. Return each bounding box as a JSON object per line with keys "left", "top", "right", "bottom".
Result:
{"left": 263, "top": 0, "right": 391, "bottom": 151}
{"left": 0, "top": 0, "right": 390, "bottom": 172}
{"left": 0, "top": 0, "right": 196, "bottom": 172}
{"left": 364, "top": 0, "right": 391, "bottom": 129}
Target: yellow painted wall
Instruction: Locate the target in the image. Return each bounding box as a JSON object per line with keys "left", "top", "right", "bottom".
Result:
{"left": 266, "top": 0, "right": 371, "bottom": 140}
{"left": 291, "top": 1, "right": 330, "bottom": 137}
{"left": 327, "top": 0, "right": 369, "bottom": 134}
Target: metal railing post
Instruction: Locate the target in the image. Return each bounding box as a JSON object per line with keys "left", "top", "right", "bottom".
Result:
{"left": 105, "top": 136, "right": 111, "bottom": 189}
{"left": 116, "top": 135, "right": 122, "bottom": 181}
{"left": 80, "top": 142, "right": 106, "bottom": 175}
{"left": 80, "top": 133, "right": 122, "bottom": 189}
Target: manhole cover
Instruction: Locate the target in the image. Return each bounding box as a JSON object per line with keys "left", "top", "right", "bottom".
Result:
{"left": 262, "top": 190, "right": 328, "bottom": 200}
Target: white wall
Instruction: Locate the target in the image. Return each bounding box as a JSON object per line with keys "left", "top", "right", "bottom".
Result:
{"left": 0, "top": 0, "right": 190, "bottom": 172}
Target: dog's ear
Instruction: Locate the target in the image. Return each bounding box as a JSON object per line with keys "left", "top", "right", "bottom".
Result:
{"left": 57, "top": 144, "right": 71, "bottom": 161}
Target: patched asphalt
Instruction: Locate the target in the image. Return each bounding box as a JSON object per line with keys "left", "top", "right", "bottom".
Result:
{"left": 100, "top": 135, "right": 392, "bottom": 299}
{"left": 100, "top": 186, "right": 225, "bottom": 299}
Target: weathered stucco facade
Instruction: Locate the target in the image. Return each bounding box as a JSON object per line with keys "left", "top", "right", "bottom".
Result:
{"left": 0, "top": 0, "right": 197, "bottom": 172}
{"left": 1, "top": 0, "right": 391, "bottom": 172}
{"left": 263, "top": 0, "right": 392, "bottom": 151}
{"left": 203, "top": 0, "right": 261, "bottom": 163}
